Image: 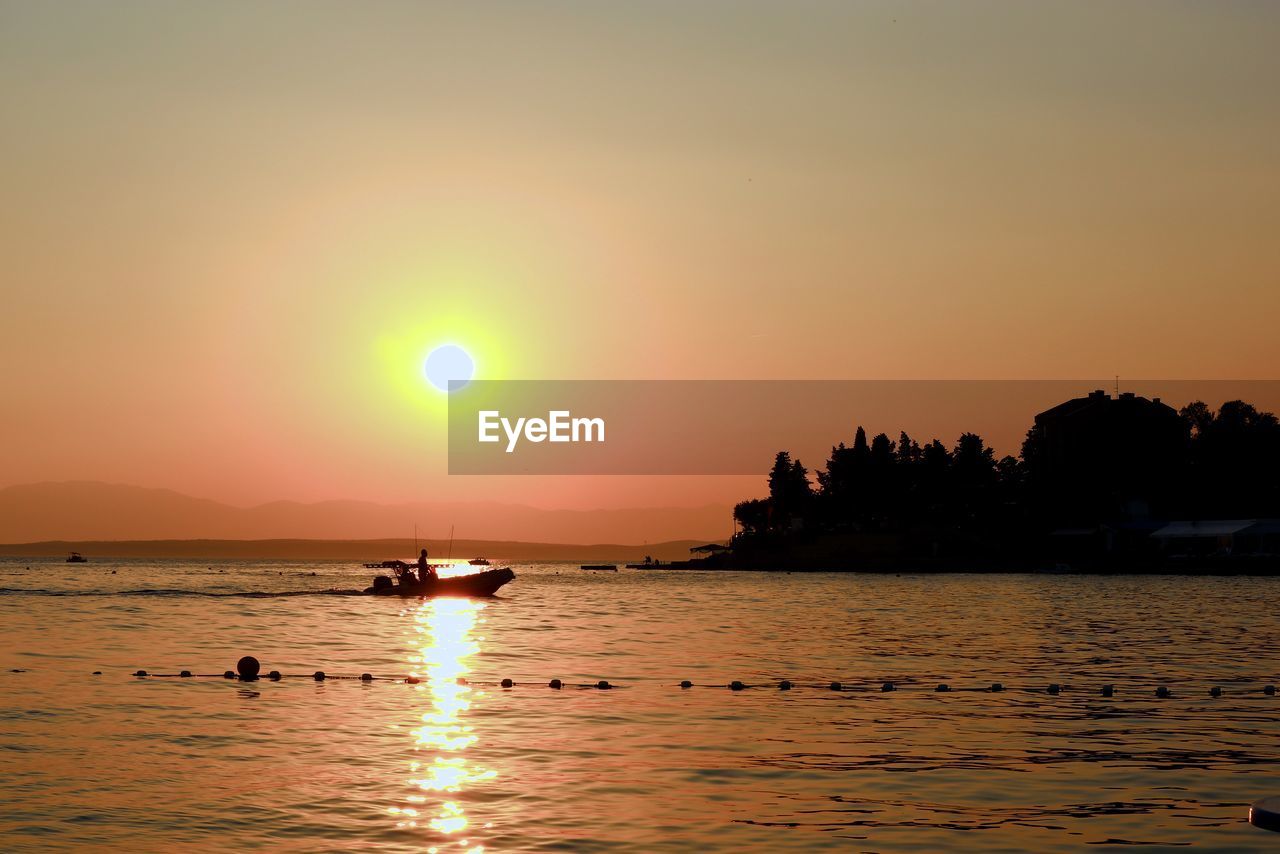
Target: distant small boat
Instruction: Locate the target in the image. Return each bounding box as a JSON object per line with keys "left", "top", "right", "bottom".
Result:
{"left": 66, "top": 552, "right": 87, "bottom": 563}
{"left": 581, "top": 564, "right": 617, "bottom": 571}
{"left": 468, "top": 557, "right": 491, "bottom": 566}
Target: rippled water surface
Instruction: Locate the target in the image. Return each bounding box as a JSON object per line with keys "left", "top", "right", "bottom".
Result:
{"left": 2, "top": 559, "right": 1279, "bottom": 851}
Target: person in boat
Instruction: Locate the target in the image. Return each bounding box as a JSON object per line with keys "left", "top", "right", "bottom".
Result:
{"left": 416, "top": 548, "right": 436, "bottom": 584}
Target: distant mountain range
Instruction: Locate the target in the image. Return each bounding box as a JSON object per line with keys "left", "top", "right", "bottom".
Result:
{"left": 0, "top": 537, "right": 705, "bottom": 562}
{"left": 0, "top": 481, "right": 731, "bottom": 546}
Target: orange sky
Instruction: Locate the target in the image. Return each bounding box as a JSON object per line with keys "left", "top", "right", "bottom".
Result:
{"left": 2, "top": 2, "right": 1279, "bottom": 513}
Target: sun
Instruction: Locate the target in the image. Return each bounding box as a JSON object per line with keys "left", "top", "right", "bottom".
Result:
{"left": 423, "top": 344, "right": 475, "bottom": 393}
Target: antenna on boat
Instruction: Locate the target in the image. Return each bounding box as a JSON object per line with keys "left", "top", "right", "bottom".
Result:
{"left": 414, "top": 524, "right": 418, "bottom": 554}
{"left": 447, "top": 524, "right": 455, "bottom": 560}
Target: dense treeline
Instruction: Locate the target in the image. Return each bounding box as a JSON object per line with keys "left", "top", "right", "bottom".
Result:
{"left": 733, "top": 400, "right": 1280, "bottom": 542}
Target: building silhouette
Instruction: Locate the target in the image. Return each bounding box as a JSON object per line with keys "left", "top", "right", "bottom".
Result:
{"left": 1028, "top": 390, "right": 1186, "bottom": 524}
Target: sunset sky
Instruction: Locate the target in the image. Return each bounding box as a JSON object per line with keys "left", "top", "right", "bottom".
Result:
{"left": 3, "top": 2, "right": 1278, "bottom": 516}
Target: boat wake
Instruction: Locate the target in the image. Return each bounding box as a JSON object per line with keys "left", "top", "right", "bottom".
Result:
{"left": 0, "top": 587, "right": 368, "bottom": 598}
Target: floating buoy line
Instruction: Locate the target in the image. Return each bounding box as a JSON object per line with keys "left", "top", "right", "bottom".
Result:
{"left": 97, "top": 657, "right": 1280, "bottom": 699}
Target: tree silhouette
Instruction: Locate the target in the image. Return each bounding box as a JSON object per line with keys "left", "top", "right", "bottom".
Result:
{"left": 732, "top": 394, "right": 1280, "bottom": 563}
{"left": 733, "top": 498, "right": 770, "bottom": 537}
{"left": 1180, "top": 400, "right": 1280, "bottom": 517}
{"left": 767, "top": 451, "right": 813, "bottom": 529}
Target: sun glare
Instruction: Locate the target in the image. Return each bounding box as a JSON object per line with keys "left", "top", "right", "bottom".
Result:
{"left": 401, "top": 598, "right": 494, "bottom": 846}
{"left": 423, "top": 344, "right": 475, "bottom": 393}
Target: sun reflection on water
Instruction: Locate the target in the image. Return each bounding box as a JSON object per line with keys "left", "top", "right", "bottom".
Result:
{"left": 393, "top": 596, "right": 494, "bottom": 850}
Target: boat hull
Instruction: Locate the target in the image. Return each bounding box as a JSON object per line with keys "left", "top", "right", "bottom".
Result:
{"left": 365, "top": 567, "right": 515, "bottom": 597}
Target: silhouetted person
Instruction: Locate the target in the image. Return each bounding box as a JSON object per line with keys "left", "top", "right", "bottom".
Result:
{"left": 417, "top": 548, "right": 436, "bottom": 583}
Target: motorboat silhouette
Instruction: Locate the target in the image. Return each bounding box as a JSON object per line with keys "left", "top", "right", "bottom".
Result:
{"left": 363, "top": 566, "right": 514, "bottom": 597}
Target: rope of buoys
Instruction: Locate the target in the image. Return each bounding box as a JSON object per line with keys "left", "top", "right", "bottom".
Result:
{"left": 122, "top": 673, "right": 1280, "bottom": 695}
{"left": 116, "top": 663, "right": 1280, "bottom": 698}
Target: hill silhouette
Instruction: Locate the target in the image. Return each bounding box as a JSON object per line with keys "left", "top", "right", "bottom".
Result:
{"left": 0, "top": 537, "right": 704, "bottom": 562}
{"left": 0, "top": 481, "right": 731, "bottom": 545}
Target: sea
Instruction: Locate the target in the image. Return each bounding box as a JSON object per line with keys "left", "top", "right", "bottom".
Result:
{"left": 2, "top": 558, "right": 1278, "bottom": 852}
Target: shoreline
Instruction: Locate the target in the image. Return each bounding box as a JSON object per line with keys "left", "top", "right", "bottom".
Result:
{"left": 647, "top": 555, "right": 1280, "bottom": 575}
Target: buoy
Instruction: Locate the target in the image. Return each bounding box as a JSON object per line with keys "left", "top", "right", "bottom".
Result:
{"left": 990, "top": 683, "right": 1004, "bottom": 692}
{"left": 1209, "top": 686, "right": 1222, "bottom": 697}
{"left": 501, "top": 678, "right": 514, "bottom": 688}
{"left": 1047, "top": 683, "right": 1061, "bottom": 695}
{"left": 313, "top": 671, "right": 326, "bottom": 681}
{"left": 180, "top": 670, "right": 192, "bottom": 678}
{"left": 729, "top": 680, "right": 745, "bottom": 691}
{"left": 1101, "top": 684, "right": 1115, "bottom": 697}
{"left": 236, "top": 656, "right": 261, "bottom": 681}
{"left": 829, "top": 681, "right": 842, "bottom": 691}
{"left": 456, "top": 677, "right": 468, "bottom": 686}
{"left": 881, "top": 681, "right": 895, "bottom": 692}
{"left": 1156, "top": 686, "right": 1171, "bottom": 698}
{"left": 1250, "top": 796, "right": 1280, "bottom": 833}
{"left": 223, "top": 670, "right": 235, "bottom": 679}
{"left": 360, "top": 673, "right": 373, "bottom": 682}
{"left": 596, "top": 680, "right": 612, "bottom": 690}
{"left": 268, "top": 671, "right": 282, "bottom": 681}
{"left": 680, "top": 680, "right": 693, "bottom": 689}
{"left": 134, "top": 670, "right": 148, "bottom": 677}
{"left": 779, "top": 680, "right": 792, "bottom": 690}
{"left": 936, "top": 684, "right": 950, "bottom": 693}
{"left": 405, "top": 676, "right": 420, "bottom": 684}
{"left": 1266, "top": 685, "right": 1277, "bottom": 696}
{"left": 549, "top": 678, "right": 562, "bottom": 689}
